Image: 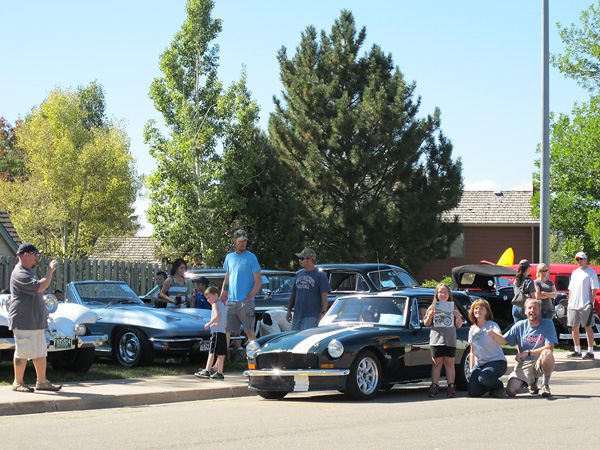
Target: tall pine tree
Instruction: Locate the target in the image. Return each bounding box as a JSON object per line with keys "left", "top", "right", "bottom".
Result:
{"left": 269, "top": 10, "right": 462, "bottom": 273}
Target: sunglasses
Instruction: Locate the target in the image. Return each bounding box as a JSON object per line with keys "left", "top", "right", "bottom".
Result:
{"left": 298, "top": 257, "right": 306, "bottom": 261}
{"left": 576, "top": 258, "right": 584, "bottom": 261}
{"left": 539, "top": 269, "right": 548, "bottom": 273}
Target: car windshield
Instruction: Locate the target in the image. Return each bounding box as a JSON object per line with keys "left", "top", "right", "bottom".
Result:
{"left": 368, "top": 268, "right": 419, "bottom": 290}
{"left": 263, "top": 274, "right": 295, "bottom": 296}
{"left": 74, "top": 283, "right": 144, "bottom": 306}
{"left": 321, "top": 296, "right": 406, "bottom": 326}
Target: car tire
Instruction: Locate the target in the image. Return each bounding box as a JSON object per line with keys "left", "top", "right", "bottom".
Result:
{"left": 455, "top": 347, "right": 471, "bottom": 391}
{"left": 49, "top": 347, "right": 95, "bottom": 373}
{"left": 344, "top": 350, "right": 382, "bottom": 400}
{"left": 114, "top": 327, "right": 154, "bottom": 368}
{"left": 257, "top": 390, "right": 288, "bottom": 400}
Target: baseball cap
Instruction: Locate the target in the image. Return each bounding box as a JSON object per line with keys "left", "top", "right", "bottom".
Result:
{"left": 575, "top": 251, "right": 587, "bottom": 260}
{"left": 17, "top": 243, "right": 42, "bottom": 255}
{"left": 233, "top": 229, "right": 248, "bottom": 241}
{"left": 296, "top": 248, "right": 316, "bottom": 260}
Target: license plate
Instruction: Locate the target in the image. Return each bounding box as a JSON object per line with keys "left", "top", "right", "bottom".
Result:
{"left": 200, "top": 341, "right": 210, "bottom": 351}
{"left": 54, "top": 337, "right": 72, "bottom": 349}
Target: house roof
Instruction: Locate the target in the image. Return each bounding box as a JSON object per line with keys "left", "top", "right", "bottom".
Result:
{"left": 89, "top": 236, "right": 161, "bottom": 263}
{"left": 442, "top": 190, "right": 538, "bottom": 226}
{"left": 0, "top": 210, "right": 22, "bottom": 253}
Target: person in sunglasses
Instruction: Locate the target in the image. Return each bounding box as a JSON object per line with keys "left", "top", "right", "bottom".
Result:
{"left": 286, "top": 248, "right": 330, "bottom": 331}
{"left": 534, "top": 263, "right": 556, "bottom": 320}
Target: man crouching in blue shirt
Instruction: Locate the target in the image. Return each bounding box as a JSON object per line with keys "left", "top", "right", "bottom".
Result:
{"left": 487, "top": 298, "right": 557, "bottom": 398}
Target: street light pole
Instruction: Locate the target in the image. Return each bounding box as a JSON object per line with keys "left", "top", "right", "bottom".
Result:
{"left": 540, "top": 0, "right": 550, "bottom": 266}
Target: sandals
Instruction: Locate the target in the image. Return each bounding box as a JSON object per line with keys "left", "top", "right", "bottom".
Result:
{"left": 35, "top": 381, "right": 62, "bottom": 392}
{"left": 12, "top": 382, "right": 34, "bottom": 393}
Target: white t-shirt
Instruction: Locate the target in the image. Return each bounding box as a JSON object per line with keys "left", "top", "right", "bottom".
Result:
{"left": 468, "top": 321, "right": 506, "bottom": 366}
{"left": 568, "top": 266, "right": 599, "bottom": 310}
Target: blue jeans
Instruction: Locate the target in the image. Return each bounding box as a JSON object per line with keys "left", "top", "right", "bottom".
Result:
{"left": 512, "top": 305, "right": 527, "bottom": 323}
{"left": 291, "top": 315, "right": 320, "bottom": 331}
{"left": 468, "top": 359, "right": 508, "bottom": 397}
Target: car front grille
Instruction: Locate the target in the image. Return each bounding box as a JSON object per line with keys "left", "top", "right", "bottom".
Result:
{"left": 256, "top": 352, "right": 319, "bottom": 370}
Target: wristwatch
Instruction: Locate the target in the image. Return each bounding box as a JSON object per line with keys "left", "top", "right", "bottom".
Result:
{"left": 527, "top": 350, "right": 531, "bottom": 356}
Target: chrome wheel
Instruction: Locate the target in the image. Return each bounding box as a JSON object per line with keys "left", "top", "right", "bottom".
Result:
{"left": 356, "top": 356, "right": 379, "bottom": 395}
{"left": 119, "top": 331, "right": 141, "bottom": 364}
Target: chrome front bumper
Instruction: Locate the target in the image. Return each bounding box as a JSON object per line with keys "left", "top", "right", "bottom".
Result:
{"left": 244, "top": 369, "right": 350, "bottom": 392}
{"left": 0, "top": 334, "right": 108, "bottom": 351}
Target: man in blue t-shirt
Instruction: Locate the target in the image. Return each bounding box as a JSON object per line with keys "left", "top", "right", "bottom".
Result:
{"left": 221, "top": 230, "right": 261, "bottom": 349}
{"left": 286, "top": 248, "right": 330, "bottom": 331}
{"left": 488, "top": 298, "right": 557, "bottom": 398}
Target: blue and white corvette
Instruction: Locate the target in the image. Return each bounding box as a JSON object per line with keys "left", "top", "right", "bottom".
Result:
{"left": 245, "top": 289, "right": 471, "bottom": 400}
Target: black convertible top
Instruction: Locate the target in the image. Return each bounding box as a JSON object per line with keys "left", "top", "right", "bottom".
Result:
{"left": 451, "top": 264, "right": 517, "bottom": 290}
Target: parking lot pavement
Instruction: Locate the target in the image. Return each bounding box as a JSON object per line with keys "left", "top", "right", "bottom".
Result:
{"left": 0, "top": 352, "right": 598, "bottom": 417}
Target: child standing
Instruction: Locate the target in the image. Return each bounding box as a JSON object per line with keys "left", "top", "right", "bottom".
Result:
{"left": 423, "top": 283, "right": 463, "bottom": 397}
{"left": 195, "top": 286, "right": 227, "bottom": 380}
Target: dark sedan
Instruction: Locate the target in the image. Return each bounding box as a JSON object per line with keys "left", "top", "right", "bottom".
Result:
{"left": 244, "top": 288, "right": 471, "bottom": 400}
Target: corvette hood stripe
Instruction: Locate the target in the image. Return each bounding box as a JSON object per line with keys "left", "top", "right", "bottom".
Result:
{"left": 291, "top": 327, "right": 357, "bottom": 354}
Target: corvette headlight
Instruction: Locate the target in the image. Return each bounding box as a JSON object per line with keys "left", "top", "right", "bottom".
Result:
{"left": 74, "top": 324, "right": 87, "bottom": 336}
{"left": 327, "top": 339, "right": 344, "bottom": 359}
{"left": 44, "top": 294, "right": 58, "bottom": 314}
{"left": 246, "top": 341, "right": 260, "bottom": 359}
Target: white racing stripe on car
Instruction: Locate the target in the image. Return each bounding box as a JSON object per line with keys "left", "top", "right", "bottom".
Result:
{"left": 291, "top": 327, "right": 356, "bottom": 354}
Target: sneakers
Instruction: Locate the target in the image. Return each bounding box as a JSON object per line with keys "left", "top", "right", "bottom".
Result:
{"left": 582, "top": 352, "right": 595, "bottom": 360}
{"left": 210, "top": 372, "right": 224, "bottom": 380}
{"left": 490, "top": 388, "right": 506, "bottom": 398}
{"left": 566, "top": 351, "right": 582, "bottom": 358}
{"left": 541, "top": 384, "right": 552, "bottom": 398}
{"left": 447, "top": 383, "right": 456, "bottom": 398}
{"left": 194, "top": 369, "right": 211, "bottom": 379}
{"left": 528, "top": 379, "right": 539, "bottom": 395}
{"left": 35, "top": 381, "right": 62, "bottom": 392}
{"left": 428, "top": 383, "right": 439, "bottom": 398}
{"left": 12, "top": 382, "right": 34, "bottom": 393}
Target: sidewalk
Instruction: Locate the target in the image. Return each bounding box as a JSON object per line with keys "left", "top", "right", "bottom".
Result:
{"left": 0, "top": 353, "right": 597, "bottom": 417}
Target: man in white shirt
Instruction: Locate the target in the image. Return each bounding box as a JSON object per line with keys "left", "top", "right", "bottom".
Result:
{"left": 567, "top": 251, "right": 599, "bottom": 360}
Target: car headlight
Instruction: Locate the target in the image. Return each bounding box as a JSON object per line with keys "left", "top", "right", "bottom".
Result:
{"left": 327, "top": 339, "right": 344, "bottom": 359}
{"left": 44, "top": 294, "right": 58, "bottom": 314}
{"left": 246, "top": 341, "right": 260, "bottom": 359}
{"left": 555, "top": 304, "right": 566, "bottom": 318}
{"left": 74, "top": 323, "right": 87, "bottom": 336}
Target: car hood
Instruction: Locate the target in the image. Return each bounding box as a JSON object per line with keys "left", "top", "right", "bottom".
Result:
{"left": 259, "top": 324, "right": 380, "bottom": 353}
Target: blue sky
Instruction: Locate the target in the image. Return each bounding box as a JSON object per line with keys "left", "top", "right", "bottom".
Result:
{"left": 1, "top": 1, "right": 595, "bottom": 235}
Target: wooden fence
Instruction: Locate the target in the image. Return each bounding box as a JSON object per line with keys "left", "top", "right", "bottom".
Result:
{"left": 0, "top": 255, "right": 180, "bottom": 296}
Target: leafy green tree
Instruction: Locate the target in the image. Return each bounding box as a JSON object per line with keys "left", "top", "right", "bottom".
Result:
{"left": 533, "top": 96, "right": 600, "bottom": 262}
{"left": 145, "top": 0, "right": 302, "bottom": 267}
{"left": 552, "top": 2, "right": 600, "bottom": 92}
{"left": 0, "top": 117, "right": 29, "bottom": 181}
{"left": 269, "top": 10, "right": 463, "bottom": 273}
{"left": 0, "top": 86, "right": 141, "bottom": 257}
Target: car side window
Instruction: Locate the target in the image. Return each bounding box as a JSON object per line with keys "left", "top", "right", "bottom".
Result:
{"left": 330, "top": 272, "right": 365, "bottom": 292}
{"left": 556, "top": 276, "right": 570, "bottom": 291}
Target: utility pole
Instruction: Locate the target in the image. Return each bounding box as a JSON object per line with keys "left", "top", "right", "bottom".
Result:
{"left": 540, "top": 0, "right": 550, "bottom": 266}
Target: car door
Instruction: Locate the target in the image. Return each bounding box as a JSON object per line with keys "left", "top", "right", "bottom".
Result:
{"left": 408, "top": 297, "right": 433, "bottom": 378}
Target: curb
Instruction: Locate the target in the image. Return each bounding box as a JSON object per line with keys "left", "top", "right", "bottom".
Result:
{"left": 0, "top": 356, "right": 598, "bottom": 417}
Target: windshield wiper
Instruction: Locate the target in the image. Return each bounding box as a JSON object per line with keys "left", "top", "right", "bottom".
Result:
{"left": 104, "top": 299, "right": 137, "bottom": 308}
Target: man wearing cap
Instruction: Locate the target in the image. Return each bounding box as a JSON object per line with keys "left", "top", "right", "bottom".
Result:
{"left": 567, "top": 252, "right": 599, "bottom": 360}
{"left": 221, "top": 230, "right": 261, "bottom": 351}
{"left": 286, "top": 249, "right": 330, "bottom": 331}
{"left": 9, "top": 243, "right": 61, "bottom": 392}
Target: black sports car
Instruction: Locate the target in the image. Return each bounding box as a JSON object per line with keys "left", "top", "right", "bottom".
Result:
{"left": 244, "top": 288, "right": 471, "bottom": 400}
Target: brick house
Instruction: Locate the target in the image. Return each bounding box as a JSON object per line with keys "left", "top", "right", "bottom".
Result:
{"left": 415, "top": 190, "right": 539, "bottom": 283}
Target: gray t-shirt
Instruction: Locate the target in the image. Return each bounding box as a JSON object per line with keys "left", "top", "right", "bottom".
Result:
{"left": 468, "top": 321, "right": 506, "bottom": 366}
{"left": 429, "top": 304, "right": 458, "bottom": 347}
{"left": 210, "top": 300, "right": 227, "bottom": 334}
{"left": 534, "top": 279, "right": 555, "bottom": 312}
{"left": 292, "top": 269, "right": 330, "bottom": 319}
{"left": 9, "top": 263, "right": 47, "bottom": 330}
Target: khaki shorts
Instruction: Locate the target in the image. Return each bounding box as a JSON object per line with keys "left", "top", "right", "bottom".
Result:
{"left": 509, "top": 357, "right": 543, "bottom": 386}
{"left": 14, "top": 329, "right": 47, "bottom": 360}
{"left": 226, "top": 300, "right": 255, "bottom": 334}
{"left": 567, "top": 304, "right": 595, "bottom": 328}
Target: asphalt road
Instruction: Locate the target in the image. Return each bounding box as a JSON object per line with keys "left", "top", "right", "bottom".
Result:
{"left": 1, "top": 369, "right": 598, "bottom": 450}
